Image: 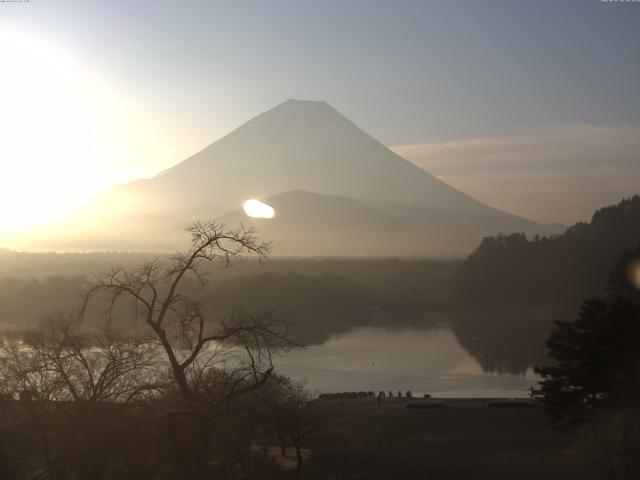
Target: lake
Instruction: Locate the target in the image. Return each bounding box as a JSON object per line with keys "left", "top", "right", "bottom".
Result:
{"left": 275, "top": 323, "right": 540, "bottom": 398}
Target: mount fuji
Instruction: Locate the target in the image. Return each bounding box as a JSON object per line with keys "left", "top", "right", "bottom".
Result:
{"left": 34, "top": 100, "right": 563, "bottom": 255}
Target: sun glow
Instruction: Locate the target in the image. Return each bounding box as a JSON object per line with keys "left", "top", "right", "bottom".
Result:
{"left": 0, "top": 29, "right": 176, "bottom": 238}
{"left": 629, "top": 260, "right": 640, "bottom": 290}
{"left": 0, "top": 30, "right": 102, "bottom": 232}
{"left": 243, "top": 199, "right": 275, "bottom": 218}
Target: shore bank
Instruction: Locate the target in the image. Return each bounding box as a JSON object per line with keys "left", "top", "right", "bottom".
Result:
{"left": 301, "top": 398, "right": 602, "bottom": 479}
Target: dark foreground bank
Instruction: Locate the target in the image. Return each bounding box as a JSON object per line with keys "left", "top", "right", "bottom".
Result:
{"left": 299, "top": 398, "right": 602, "bottom": 480}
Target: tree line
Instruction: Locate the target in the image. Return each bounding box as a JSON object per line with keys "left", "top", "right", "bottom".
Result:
{"left": 454, "top": 196, "right": 640, "bottom": 308}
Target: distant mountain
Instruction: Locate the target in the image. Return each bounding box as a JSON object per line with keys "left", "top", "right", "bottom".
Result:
{"left": 220, "top": 189, "right": 562, "bottom": 256}
{"left": 220, "top": 190, "right": 409, "bottom": 256}
{"left": 23, "top": 99, "right": 563, "bottom": 255}
{"left": 126, "top": 99, "right": 493, "bottom": 215}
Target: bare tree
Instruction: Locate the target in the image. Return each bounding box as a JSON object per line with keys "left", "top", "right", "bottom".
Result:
{"left": 77, "top": 221, "right": 300, "bottom": 479}
{"left": 1, "top": 315, "right": 162, "bottom": 404}
{"left": 0, "top": 222, "right": 302, "bottom": 479}
{"left": 81, "top": 221, "right": 296, "bottom": 404}
{"left": 0, "top": 315, "right": 166, "bottom": 480}
{"left": 257, "top": 376, "right": 329, "bottom": 479}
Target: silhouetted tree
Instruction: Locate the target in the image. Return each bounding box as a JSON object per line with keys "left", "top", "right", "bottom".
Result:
{"left": 81, "top": 221, "right": 295, "bottom": 404}
{"left": 536, "top": 248, "right": 640, "bottom": 479}
{"left": 79, "top": 221, "right": 299, "bottom": 479}
{"left": 0, "top": 315, "right": 165, "bottom": 480}
{"left": 536, "top": 298, "right": 640, "bottom": 427}
{"left": 257, "top": 377, "right": 328, "bottom": 479}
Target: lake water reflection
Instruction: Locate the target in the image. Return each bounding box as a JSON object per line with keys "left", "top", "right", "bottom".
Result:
{"left": 275, "top": 324, "right": 539, "bottom": 398}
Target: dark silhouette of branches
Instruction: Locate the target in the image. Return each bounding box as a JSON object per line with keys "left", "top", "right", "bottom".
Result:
{"left": 80, "top": 221, "right": 295, "bottom": 404}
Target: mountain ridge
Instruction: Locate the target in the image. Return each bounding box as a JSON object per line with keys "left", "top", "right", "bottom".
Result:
{"left": 12, "top": 99, "right": 565, "bottom": 255}
{"left": 119, "top": 99, "right": 499, "bottom": 216}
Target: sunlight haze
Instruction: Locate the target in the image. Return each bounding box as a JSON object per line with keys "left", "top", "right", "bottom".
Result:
{"left": 0, "top": 29, "right": 187, "bottom": 233}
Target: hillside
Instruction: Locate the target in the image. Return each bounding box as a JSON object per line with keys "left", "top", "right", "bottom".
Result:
{"left": 454, "top": 195, "right": 640, "bottom": 308}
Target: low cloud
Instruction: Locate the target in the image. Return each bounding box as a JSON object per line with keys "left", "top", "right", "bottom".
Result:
{"left": 391, "top": 124, "right": 640, "bottom": 225}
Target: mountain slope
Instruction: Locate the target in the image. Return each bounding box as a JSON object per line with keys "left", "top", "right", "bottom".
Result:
{"left": 115, "top": 99, "right": 514, "bottom": 217}
{"left": 20, "top": 99, "right": 563, "bottom": 255}
{"left": 219, "top": 189, "right": 561, "bottom": 256}
{"left": 219, "top": 190, "right": 411, "bottom": 256}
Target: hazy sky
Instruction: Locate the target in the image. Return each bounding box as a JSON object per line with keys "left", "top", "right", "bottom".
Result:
{"left": 1, "top": 0, "right": 639, "bottom": 229}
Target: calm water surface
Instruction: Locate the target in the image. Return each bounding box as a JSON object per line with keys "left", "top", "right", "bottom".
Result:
{"left": 275, "top": 324, "right": 539, "bottom": 398}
